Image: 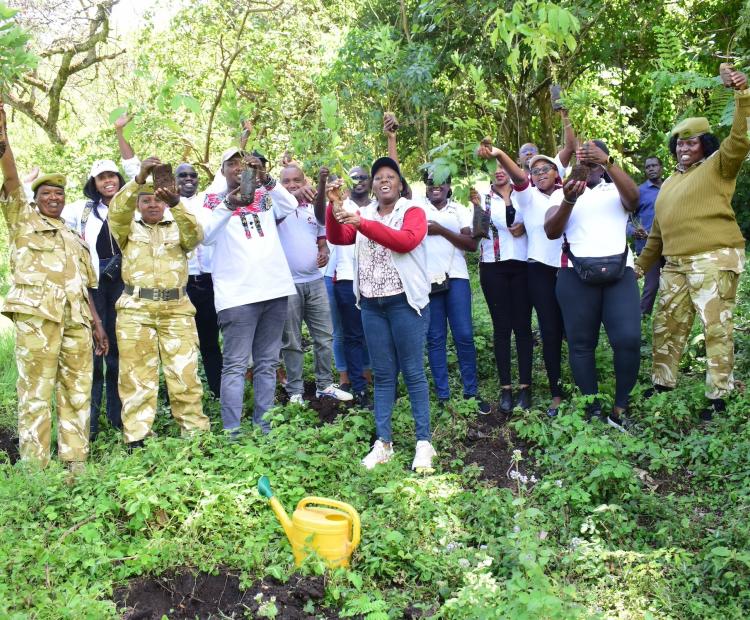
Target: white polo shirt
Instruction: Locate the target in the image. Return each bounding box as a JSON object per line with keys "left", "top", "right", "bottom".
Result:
{"left": 513, "top": 183, "right": 563, "bottom": 268}
{"left": 478, "top": 190, "right": 527, "bottom": 263}
{"left": 278, "top": 202, "right": 326, "bottom": 284}
{"left": 549, "top": 181, "right": 634, "bottom": 268}
{"left": 422, "top": 199, "right": 472, "bottom": 280}
{"left": 330, "top": 198, "right": 372, "bottom": 281}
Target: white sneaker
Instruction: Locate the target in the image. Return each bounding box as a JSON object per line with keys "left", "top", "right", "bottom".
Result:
{"left": 361, "top": 440, "right": 394, "bottom": 470}
{"left": 411, "top": 440, "right": 437, "bottom": 471}
{"left": 316, "top": 383, "right": 353, "bottom": 401}
{"left": 289, "top": 394, "right": 306, "bottom": 405}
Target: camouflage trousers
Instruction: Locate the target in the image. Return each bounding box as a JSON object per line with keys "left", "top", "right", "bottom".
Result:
{"left": 15, "top": 311, "right": 92, "bottom": 466}
{"left": 652, "top": 248, "right": 745, "bottom": 399}
{"left": 116, "top": 303, "right": 210, "bottom": 442}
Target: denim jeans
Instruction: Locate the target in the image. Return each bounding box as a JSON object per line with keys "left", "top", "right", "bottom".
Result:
{"left": 217, "top": 297, "right": 288, "bottom": 433}
{"left": 360, "top": 293, "right": 431, "bottom": 442}
{"left": 282, "top": 278, "right": 333, "bottom": 395}
{"left": 426, "top": 277, "right": 478, "bottom": 400}
{"left": 90, "top": 258, "right": 124, "bottom": 435}
{"left": 324, "top": 275, "right": 347, "bottom": 372}
{"left": 333, "top": 280, "right": 368, "bottom": 393}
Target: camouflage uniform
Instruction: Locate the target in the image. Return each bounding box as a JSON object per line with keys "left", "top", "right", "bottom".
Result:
{"left": 109, "top": 180, "right": 210, "bottom": 442}
{"left": 652, "top": 247, "right": 745, "bottom": 399}
{"left": 1, "top": 187, "right": 96, "bottom": 466}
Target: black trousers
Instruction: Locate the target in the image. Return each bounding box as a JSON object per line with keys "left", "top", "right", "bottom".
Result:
{"left": 556, "top": 267, "right": 641, "bottom": 409}
{"left": 479, "top": 260, "right": 533, "bottom": 387}
{"left": 527, "top": 261, "right": 564, "bottom": 398}
{"left": 640, "top": 256, "right": 665, "bottom": 316}
{"left": 187, "top": 273, "right": 223, "bottom": 398}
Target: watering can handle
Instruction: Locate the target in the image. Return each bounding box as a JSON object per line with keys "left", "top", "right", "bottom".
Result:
{"left": 297, "top": 497, "right": 361, "bottom": 549}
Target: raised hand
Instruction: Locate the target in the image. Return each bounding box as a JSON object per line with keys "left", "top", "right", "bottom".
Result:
{"left": 562, "top": 178, "right": 586, "bottom": 203}
{"left": 383, "top": 112, "right": 399, "bottom": 135}
{"left": 155, "top": 187, "right": 180, "bottom": 207}
{"left": 476, "top": 137, "right": 499, "bottom": 160}
{"left": 575, "top": 140, "right": 608, "bottom": 167}
{"left": 292, "top": 185, "right": 316, "bottom": 204}
{"left": 469, "top": 188, "right": 482, "bottom": 207}
{"left": 135, "top": 156, "right": 162, "bottom": 185}
{"left": 114, "top": 112, "right": 133, "bottom": 130}
{"left": 244, "top": 155, "right": 269, "bottom": 184}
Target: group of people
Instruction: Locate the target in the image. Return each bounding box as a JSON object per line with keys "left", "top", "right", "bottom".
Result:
{"left": 1, "top": 64, "right": 747, "bottom": 474}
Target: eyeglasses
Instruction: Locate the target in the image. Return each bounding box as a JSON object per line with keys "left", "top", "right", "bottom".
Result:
{"left": 177, "top": 172, "right": 198, "bottom": 179}
{"left": 530, "top": 165, "right": 555, "bottom": 176}
{"left": 349, "top": 174, "right": 369, "bottom": 182}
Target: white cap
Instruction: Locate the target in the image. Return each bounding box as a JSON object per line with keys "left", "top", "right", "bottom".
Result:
{"left": 89, "top": 159, "right": 119, "bottom": 179}
{"left": 220, "top": 147, "right": 245, "bottom": 164}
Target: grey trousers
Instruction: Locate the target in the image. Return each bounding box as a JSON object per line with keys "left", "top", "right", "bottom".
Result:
{"left": 217, "top": 297, "right": 288, "bottom": 432}
{"left": 282, "top": 278, "right": 334, "bottom": 395}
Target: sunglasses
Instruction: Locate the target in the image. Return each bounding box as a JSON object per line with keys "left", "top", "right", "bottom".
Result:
{"left": 349, "top": 174, "right": 369, "bottom": 182}
{"left": 530, "top": 165, "right": 555, "bottom": 176}
{"left": 177, "top": 172, "right": 198, "bottom": 179}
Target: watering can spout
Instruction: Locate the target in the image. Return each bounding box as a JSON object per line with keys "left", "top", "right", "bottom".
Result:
{"left": 258, "top": 476, "right": 295, "bottom": 541}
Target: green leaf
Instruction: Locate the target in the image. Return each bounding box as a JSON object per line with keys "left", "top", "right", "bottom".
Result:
{"left": 108, "top": 106, "right": 128, "bottom": 124}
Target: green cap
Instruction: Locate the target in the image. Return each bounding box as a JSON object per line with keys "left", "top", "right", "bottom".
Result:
{"left": 31, "top": 173, "right": 66, "bottom": 192}
{"left": 670, "top": 117, "right": 711, "bottom": 139}
{"left": 137, "top": 182, "right": 155, "bottom": 195}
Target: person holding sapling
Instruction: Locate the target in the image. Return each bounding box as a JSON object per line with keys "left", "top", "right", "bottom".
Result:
{"left": 477, "top": 139, "right": 566, "bottom": 417}
{"left": 0, "top": 98, "right": 108, "bottom": 471}
{"left": 326, "top": 156, "right": 436, "bottom": 472}
{"left": 61, "top": 112, "right": 141, "bottom": 440}
{"left": 108, "top": 157, "right": 210, "bottom": 450}
{"left": 201, "top": 148, "right": 298, "bottom": 437}
{"left": 545, "top": 140, "right": 640, "bottom": 431}
{"left": 626, "top": 156, "right": 665, "bottom": 316}
{"left": 277, "top": 162, "right": 352, "bottom": 405}
{"left": 636, "top": 65, "right": 750, "bottom": 422}
{"left": 471, "top": 150, "right": 532, "bottom": 415}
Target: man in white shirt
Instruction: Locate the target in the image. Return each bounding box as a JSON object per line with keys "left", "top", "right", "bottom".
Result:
{"left": 277, "top": 164, "right": 352, "bottom": 404}
{"left": 202, "top": 148, "right": 298, "bottom": 435}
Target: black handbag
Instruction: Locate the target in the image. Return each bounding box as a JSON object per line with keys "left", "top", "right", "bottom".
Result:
{"left": 101, "top": 254, "right": 122, "bottom": 281}
{"left": 562, "top": 233, "right": 627, "bottom": 285}
{"left": 430, "top": 274, "right": 451, "bottom": 296}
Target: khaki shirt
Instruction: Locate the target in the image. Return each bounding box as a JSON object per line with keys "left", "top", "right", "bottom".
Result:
{"left": 1, "top": 187, "right": 96, "bottom": 325}
{"left": 109, "top": 180, "right": 202, "bottom": 312}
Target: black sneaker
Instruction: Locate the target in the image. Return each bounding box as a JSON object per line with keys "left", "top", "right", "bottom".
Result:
{"left": 546, "top": 406, "right": 558, "bottom": 418}
{"left": 584, "top": 404, "right": 603, "bottom": 423}
{"left": 465, "top": 394, "right": 491, "bottom": 415}
{"left": 354, "top": 391, "right": 373, "bottom": 411}
{"left": 499, "top": 388, "right": 513, "bottom": 414}
{"left": 606, "top": 410, "right": 633, "bottom": 433}
{"left": 642, "top": 384, "right": 673, "bottom": 399}
{"left": 700, "top": 398, "right": 725, "bottom": 422}
{"left": 126, "top": 439, "right": 145, "bottom": 453}
{"left": 516, "top": 387, "right": 531, "bottom": 410}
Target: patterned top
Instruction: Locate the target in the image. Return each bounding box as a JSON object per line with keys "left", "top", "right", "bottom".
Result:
{"left": 0, "top": 187, "right": 96, "bottom": 325}
{"left": 358, "top": 209, "right": 405, "bottom": 298}
{"left": 109, "top": 180, "right": 202, "bottom": 312}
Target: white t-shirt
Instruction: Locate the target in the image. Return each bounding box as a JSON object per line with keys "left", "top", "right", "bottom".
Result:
{"left": 513, "top": 183, "right": 563, "bottom": 267}
{"left": 330, "top": 198, "right": 372, "bottom": 281}
{"left": 202, "top": 183, "right": 298, "bottom": 312}
{"left": 183, "top": 192, "right": 214, "bottom": 275}
{"left": 422, "top": 199, "right": 472, "bottom": 280}
{"left": 278, "top": 202, "right": 326, "bottom": 283}
{"left": 549, "top": 181, "right": 634, "bottom": 268}
{"left": 478, "top": 190, "right": 527, "bottom": 263}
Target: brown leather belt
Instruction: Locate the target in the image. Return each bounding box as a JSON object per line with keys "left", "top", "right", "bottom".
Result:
{"left": 124, "top": 284, "right": 186, "bottom": 301}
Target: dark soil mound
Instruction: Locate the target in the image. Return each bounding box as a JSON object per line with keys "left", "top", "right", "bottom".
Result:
{"left": 275, "top": 380, "right": 350, "bottom": 425}
{"left": 0, "top": 426, "right": 19, "bottom": 464}
{"left": 116, "top": 569, "right": 337, "bottom": 619}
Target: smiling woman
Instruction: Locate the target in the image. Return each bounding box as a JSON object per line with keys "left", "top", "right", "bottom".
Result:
{"left": 326, "top": 156, "right": 436, "bottom": 472}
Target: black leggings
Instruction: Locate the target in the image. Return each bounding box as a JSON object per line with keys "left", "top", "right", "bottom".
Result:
{"left": 556, "top": 267, "right": 641, "bottom": 409}
{"left": 527, "top": 261, "right": 564, "bottom": 398}
{"left": 480, "top": 260, "right": 533, "bottom": 386}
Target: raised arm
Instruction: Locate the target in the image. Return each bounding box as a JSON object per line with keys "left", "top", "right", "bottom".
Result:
{"left": 556, "top": 109, "right": 577, "bottom": 169}
{"left": 718, "top": 69, "right": 750, "bottom": 179}
{"left": 155, "top": 187, "right": 203, "bottom": 251}
{"left": 577, "top": 141, "right": 639, "bottom": 211}
{"left": 0, "top": 100, "right": 21, "bottom": 195}
{"left": 384, "top": 112, "right": 400, "bottom": 165}
{"left": 477, "top": 138, "right": 527, "bottom": 186}
{"left": 114, "top": 113, "right": 141, "bottom": 179}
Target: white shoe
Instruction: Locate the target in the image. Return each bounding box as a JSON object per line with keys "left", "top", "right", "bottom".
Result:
{"left": 361, "top": 440, "right": 394, "bottom": 470}
{"left": 289, "top": 394, "right": 306, "bottom": 405}
{"left": 411, "top": 440, "right": 437, "bottom": 471}
{"left": 317, "top": 383, "right": 353, "bottom": 401}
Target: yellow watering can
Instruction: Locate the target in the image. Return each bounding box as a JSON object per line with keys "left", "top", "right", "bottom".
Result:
{"left": 258, "top": 476, "right": 361, "bottom": 568}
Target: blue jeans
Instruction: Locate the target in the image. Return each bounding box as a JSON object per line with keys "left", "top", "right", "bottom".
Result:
{"left": 90, "top": 258, "right": 124, "bottom": 435}
{"left": 426, "top": 278, "right": 478, "bottom": 400}
{"left": 360, "top": 293, "right": 431, "bottom": 442}
{"left": 324, "top": 276, "right": 347, "bottom": 372}
{"left": 333, "top": 280, "right": 369, "bottom": 393}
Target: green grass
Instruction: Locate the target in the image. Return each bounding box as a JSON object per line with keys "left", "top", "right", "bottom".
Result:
{"left": 1, "top": 264, "right": 750, "bottom": 618}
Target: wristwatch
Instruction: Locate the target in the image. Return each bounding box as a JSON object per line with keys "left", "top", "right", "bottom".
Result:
{"left": 604, "top": 155, "right": 616, "bottom": 170}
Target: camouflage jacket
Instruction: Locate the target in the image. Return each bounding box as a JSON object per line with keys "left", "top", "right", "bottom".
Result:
{"left": 109, "top": 180, "right": 203, "bottom": 312}
{"left": 0, "top": 187, "right": 96, "bottom": 325}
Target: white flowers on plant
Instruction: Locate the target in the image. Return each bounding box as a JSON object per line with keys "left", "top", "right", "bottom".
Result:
{"left": 555, "top": 479, "right": 563, "bottom": 488}
{"left": 458, "top": 558, "right": 471, "bottom": 569}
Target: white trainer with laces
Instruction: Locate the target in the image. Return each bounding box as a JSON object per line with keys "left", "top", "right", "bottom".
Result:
{"left": 289, "top": 394, "right": 305, "bottom": 405}
{"left": 317, "top": 383, "right": 354, "bottom": 401}
{"left": 361, "top": 440, "right": 394, "bottom": 470}
{"left": 411, "top": 440, "right": 437, "bottom": 471}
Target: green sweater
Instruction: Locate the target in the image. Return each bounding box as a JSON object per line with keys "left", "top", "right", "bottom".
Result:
{"left": 637, "top": 91, "right": 750, "bottom": 272}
